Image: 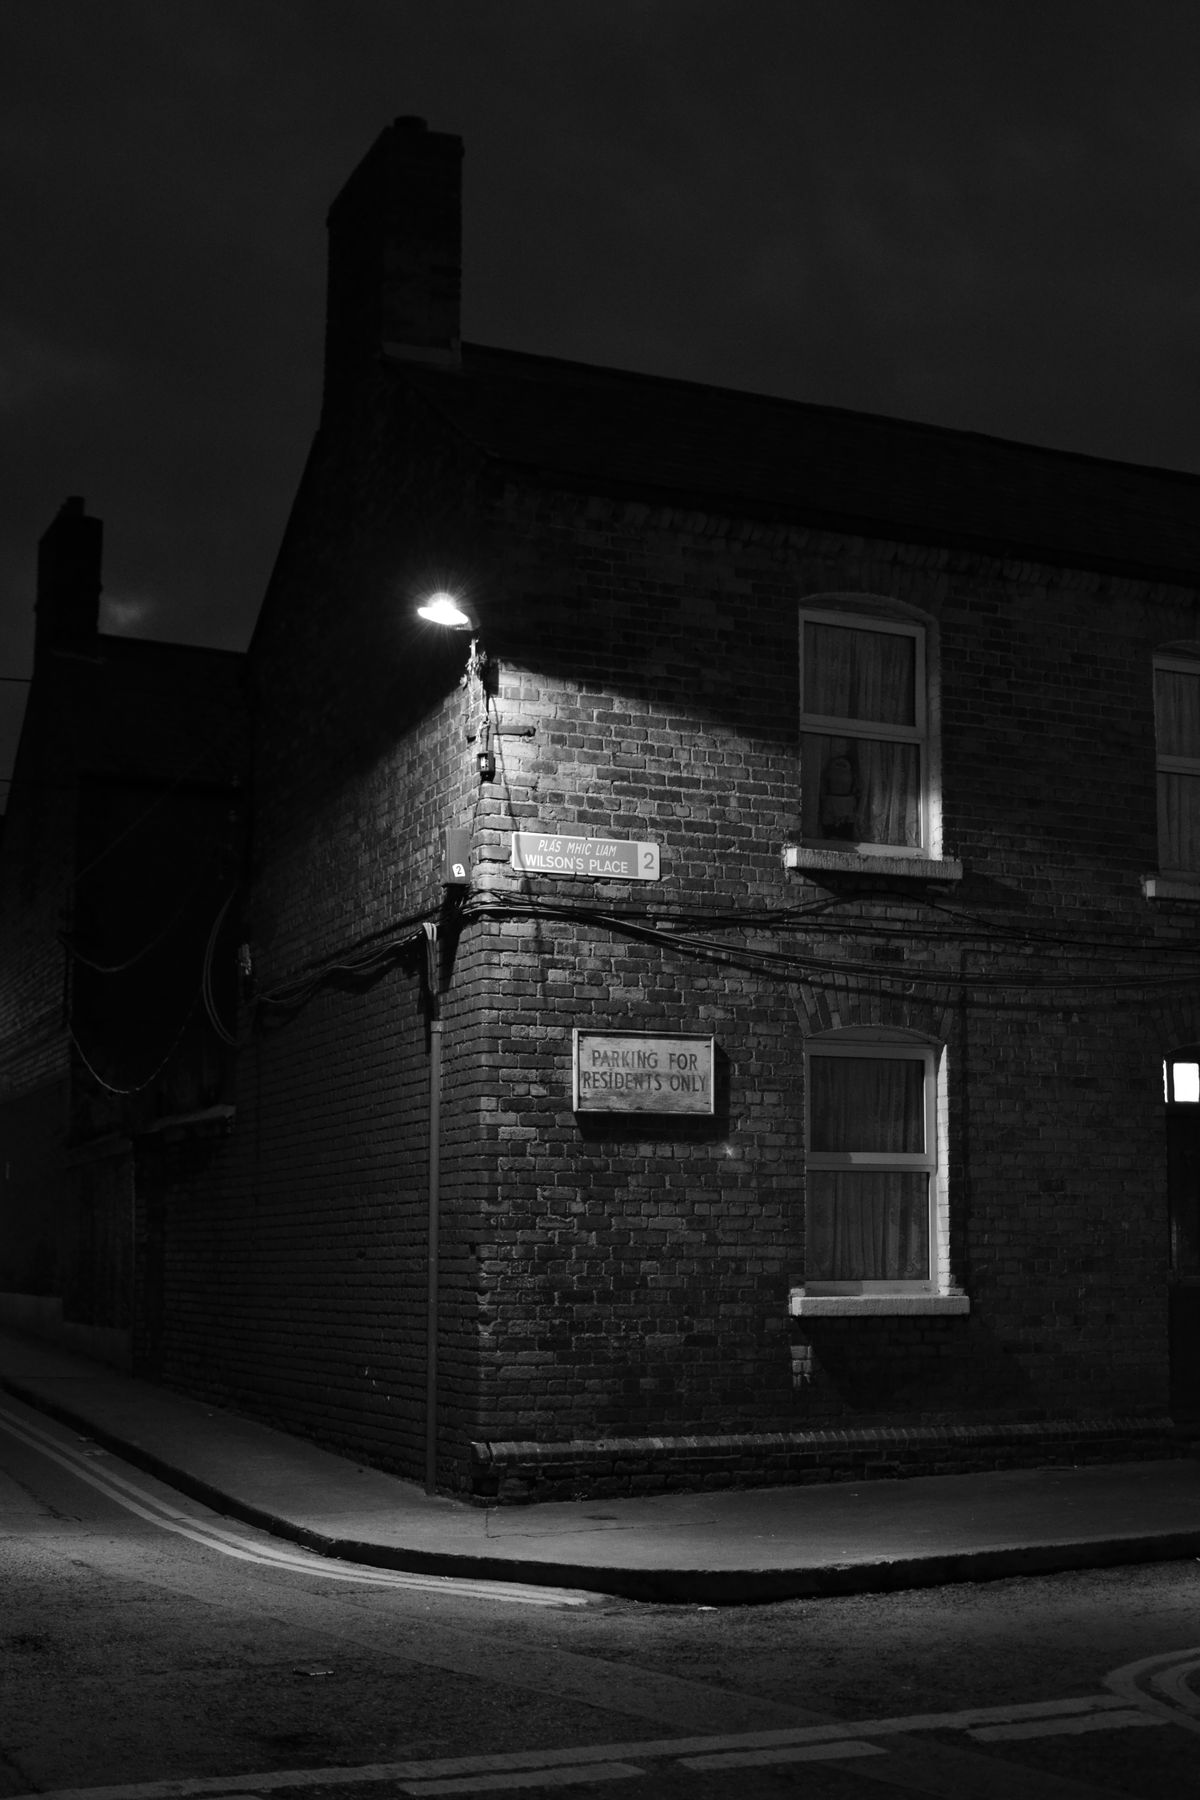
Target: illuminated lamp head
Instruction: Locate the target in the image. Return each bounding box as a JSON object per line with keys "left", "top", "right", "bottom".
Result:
{"left": 417, "top": 591, "right": 473, "bottom": 629}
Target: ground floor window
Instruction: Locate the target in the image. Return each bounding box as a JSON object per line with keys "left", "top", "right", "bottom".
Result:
{"left": 805, "top": 1032, "right": 939, "bottom": 1293}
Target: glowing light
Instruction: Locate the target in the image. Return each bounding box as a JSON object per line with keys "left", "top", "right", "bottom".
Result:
{"left": 1173, "top": 1060, "right": 1200, "bottom": 1103}
{"left": 417, "top": 592, "right": 472, "bottom": 627}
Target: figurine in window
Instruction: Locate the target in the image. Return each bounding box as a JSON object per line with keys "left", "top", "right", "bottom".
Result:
{"left": 820, "top": 753, "right": 859, "bottom": 839}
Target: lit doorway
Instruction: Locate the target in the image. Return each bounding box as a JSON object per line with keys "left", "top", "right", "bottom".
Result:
{"left": 1164, "top": 1050, "right": 1200, "bottom": 1419}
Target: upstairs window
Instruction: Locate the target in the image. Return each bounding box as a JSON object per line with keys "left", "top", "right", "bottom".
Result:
{"left": 800, "top": 611, "right": 927, "bottom": 854}
{"left": 1154, "top": 653, "right": 1200, "bottom": 876}
{"left": 805, "top": 1037, "right": 938, "bottom": 1292}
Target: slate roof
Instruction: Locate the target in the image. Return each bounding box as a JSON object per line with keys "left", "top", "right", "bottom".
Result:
{"left": 397, "top": 344, "right": 1200, "bottom": 586}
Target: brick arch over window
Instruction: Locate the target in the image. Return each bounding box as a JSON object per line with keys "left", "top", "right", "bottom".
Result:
{"left": 798, "top": 592, "right": 946, "bottom": 861}
{"left": 793, "top": 1025, "right": 967, "bottom": 1318}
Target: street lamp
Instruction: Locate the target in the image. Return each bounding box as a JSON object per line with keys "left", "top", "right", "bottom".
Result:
{"left": 416, "top": 591, "right": 473, "bottom": 629}
{"left": 416, "top": 591, "right": 492, "bottom": 778}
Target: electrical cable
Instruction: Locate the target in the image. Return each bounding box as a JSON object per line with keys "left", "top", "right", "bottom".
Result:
{"left": 68, "top": 990, "right": 203, "bottom": 1098}
{"left": 465, "top": 883, "right": 1200, "bottom": 957}
{"left": 233, "top": 875, "right": 1200, "bottom": 1032}
{"left": 458, "top": 893, "right": 1200, "bottom": 1002}
{"left": 253, "top": 923, "right": 432, "bottom": 1011}
{"left": 59, "top": 850, "right": 230, "bottom": 974}
{"left": 201, "top": 890, "right": 239, "bottom": 1046}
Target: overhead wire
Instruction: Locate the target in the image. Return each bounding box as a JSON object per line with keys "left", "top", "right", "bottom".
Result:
{"left": 457, "top": 891, "right": 1200, "bottom": 1003}
{"left": 202, "top": 889, "right": 239, "bottom": 1046}
{"left": 68, "top": 989, "right": 203, "bottom": 1097}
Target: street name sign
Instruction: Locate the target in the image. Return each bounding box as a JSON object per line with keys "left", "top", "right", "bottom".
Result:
{"left": 511, "top": 832, "right": 660, "bottom": 880}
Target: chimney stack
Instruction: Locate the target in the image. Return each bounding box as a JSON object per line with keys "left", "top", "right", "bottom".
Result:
{"left": 323, "top": 116, "right": 463, "bottom": 413}
{"left": 35, "top": 497, "right": 102, "bottom": 658}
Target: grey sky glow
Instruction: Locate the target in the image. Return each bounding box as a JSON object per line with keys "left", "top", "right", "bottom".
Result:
{"left": 3, "top": 0, "right": 1198, "bottom": 797}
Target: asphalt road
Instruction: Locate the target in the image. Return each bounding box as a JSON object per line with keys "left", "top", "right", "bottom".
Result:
{"left": 1, "top": 1390, "right": 1198, "bottom": 1800}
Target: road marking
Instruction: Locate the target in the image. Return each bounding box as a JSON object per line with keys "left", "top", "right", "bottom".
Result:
{"left": 1104, "top": 1647, "right": 1200, "bottom": 1735}
{"left": 401, "top": 1766, "right": 644, "bottom": 1796}
{"left": 1151, "top": 1658, "right": 1200, "bottom": 1717}
{"left": 680, "top": 1740, "right": 885, "bottom": 1769}
{"left": 0, "top": 1400, "right": 591, "bottom": 1607}
{"left": 967, "top": 1709, "right": 1165, "bottom": 1742}
{"left": 3, "top": 1691, "right": 1170, "bottom": 1800}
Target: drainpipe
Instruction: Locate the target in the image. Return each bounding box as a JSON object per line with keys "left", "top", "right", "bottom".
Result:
{"left": 423, "top": 922, "right": 441, "bottom": 1494}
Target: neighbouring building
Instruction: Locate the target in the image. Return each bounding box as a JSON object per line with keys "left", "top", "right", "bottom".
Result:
{"left": 0, "top": 498, "right": 246, "bottom": 1369}
{"left": 5, "top": 119, "right": 1200, "bottom": 1500}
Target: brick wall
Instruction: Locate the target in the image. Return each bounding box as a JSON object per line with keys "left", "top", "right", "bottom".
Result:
{"left": 453, "top": 480, "right": 1195, "bottom": 1482}
{"left": 147, "top": 379, "right": 498, "bottom": 1485}
{"left": 151, "top": 376, "right": 1200, "bottom": 1496}
{"left": 0, "top": 581, "right": 245, "bottom": 1340}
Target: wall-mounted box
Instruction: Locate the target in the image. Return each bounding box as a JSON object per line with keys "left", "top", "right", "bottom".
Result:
{"left": 442, "top": 827, "right": 470, "bottom": 885}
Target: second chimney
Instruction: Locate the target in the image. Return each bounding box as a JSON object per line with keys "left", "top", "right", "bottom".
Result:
{"left": 35, "top": 496, "right": 102, "bottom": 659}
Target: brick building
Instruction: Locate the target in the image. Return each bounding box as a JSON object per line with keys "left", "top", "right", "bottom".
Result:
{"left": 9, "top": 120, "right": 1200, "bottom": 1501}
{"left": 0, "top": 498, "right": 246, "bottom": 1369}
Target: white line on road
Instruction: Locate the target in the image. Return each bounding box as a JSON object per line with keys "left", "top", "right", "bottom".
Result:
{"left": 967, "top": 1710, "right": 1164, "bottom": 1742}
{"left": 679, "top": 1740, "right": 885, "bottom": 1769}
{"left": 1151, "top": 1659, "right": 1200, "bottom": 1718}
{"left": 3, "top": 1691, "right": 1170, "bottom": 1800}
{"left": 400, "top": 1766, "right": 644, "bottom": 1796}
{"left": 0, "top": 1400, "right": 591, "bottom": 1607}
{"left": 1104, "top": 1648, "right": 1200, "bottom": 1735}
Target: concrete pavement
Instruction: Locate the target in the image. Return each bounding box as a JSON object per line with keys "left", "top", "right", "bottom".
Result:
{"left": 1, "top": 1326, "right": 1198, "bottom": 1605}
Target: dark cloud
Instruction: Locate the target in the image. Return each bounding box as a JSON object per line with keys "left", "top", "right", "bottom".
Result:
{"left": 2, "top": 0, "right": 1199, "bottom": 791}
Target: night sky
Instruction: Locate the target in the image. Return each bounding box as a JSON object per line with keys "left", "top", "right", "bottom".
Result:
{"left": 3, "top": 0, "right": 1199, "bottom": 800}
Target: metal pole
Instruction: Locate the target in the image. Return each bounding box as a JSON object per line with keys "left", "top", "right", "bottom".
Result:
{"left": 425, "top": 1012, "right": 442, "bottom": 1494}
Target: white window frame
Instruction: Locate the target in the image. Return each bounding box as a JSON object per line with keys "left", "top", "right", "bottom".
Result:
{"left": 799, "top": 608, "right": 928, "bottom": 858}
{"left": 793, "top": 1031, "right": 967, "bottom": 1318}
{"left": 1154, "top": 652, "right": 1200, "bottom": 878}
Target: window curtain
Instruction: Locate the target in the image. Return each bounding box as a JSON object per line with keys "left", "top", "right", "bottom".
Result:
{"left": 802, "top": 624, "right": 920, "bottom": 847}
{"left": 801, "top": 735, "right": 921, "bottom": 848}
{"left": 807, "top": 1054, "right": 930, "bottom": 1282}
{"left": 804, "top": 624, "right": 915, "bottom": 725}
{"left": 1159, "top": 774, "right": 1200, "bottom": 873}
{"left": 807, "top": 1170, "right": 930, "bottom": 1280}
{"left": 809, "top": 1055, "right": 925, "bottom": 1153}
{"left": 1155, "top": 666, "right": 1200, "bottom": 757}
{"left": 1156, "top": 666, "right": 1200, "bottom": 871}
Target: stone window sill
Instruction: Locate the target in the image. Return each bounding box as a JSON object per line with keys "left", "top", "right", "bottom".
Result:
{"left": 785, "top": 846, "right": 963, "bottom": 880}
{"left": 789, "top": 1290, "right": 971, "bottom": 1317}
{"left": 1143, "top": 874, "right": 1200, "bottom": 901}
